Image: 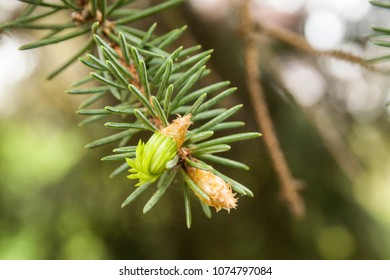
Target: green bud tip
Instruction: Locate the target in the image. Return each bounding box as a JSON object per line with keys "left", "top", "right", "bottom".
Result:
{"left": 126, "top": 132, "right": 177, "bottom": 186}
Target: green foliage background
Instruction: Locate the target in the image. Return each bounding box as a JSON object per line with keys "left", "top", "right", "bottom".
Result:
{"left": 1, "top": 0, "right": 390, "bottom": 259}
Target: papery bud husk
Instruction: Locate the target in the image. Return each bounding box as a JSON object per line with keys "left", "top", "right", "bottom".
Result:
{"left": 161, "top": 114, "right": 192, "bottom": 148}
{"left": 187, "top": 167, "right": 237, "bottom": 212}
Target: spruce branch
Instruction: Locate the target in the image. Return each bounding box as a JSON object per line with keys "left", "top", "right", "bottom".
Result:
{"left": 3, "top": 0, "right": 262, "bottom": 227}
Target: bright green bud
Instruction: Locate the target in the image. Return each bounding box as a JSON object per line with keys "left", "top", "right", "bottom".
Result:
{"left": 126, "top": 132, "right": 177, "bottom": 186}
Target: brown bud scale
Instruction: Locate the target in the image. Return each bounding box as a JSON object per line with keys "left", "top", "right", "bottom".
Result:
{"left": 187, "top": 167, "right": 237, "bottom": 212}
{"left": 161, "top": 114, "right": 192, "bottom": 148}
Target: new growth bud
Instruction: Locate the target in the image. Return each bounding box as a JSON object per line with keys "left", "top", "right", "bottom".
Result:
{"left": 126, "top": 115, "right": 192, "bottom": 186}
{"left": 187, "top": 167, "right": 237, "bottom": 212}
{"left": 126, "top": 132, "right": 177, "bottom": 186}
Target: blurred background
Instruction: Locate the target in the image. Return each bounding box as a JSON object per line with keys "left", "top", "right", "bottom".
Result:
{"left": 1, "top": 0, "right": 390, "bottom": 259}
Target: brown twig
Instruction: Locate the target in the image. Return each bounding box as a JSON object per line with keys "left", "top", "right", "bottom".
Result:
{"left": 240, "top": 0, "right": 305, "bottom": 218}
{"left": 256, "top": 21, "right": 375, "bottom": 70}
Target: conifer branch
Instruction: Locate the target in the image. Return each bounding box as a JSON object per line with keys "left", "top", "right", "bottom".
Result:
{"left": 2, "top": 0, "right": 261, "bottom": 227}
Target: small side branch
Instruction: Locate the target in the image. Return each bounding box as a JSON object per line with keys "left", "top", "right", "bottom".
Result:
{"left": 256, "top": 21, "right": 375, "bottom": 70}
{"left": 240, "top": 0, "right": 305, "bottom": 218}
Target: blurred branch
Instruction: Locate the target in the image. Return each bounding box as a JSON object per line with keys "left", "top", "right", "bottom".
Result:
{"left": 240, "top": 0, "right": 305, "bottom": 218}
{"left": 256, "top": 21, "right": 376, "bottom": 71}
{"left": 267, "top": 62, "right": 366, "bottom": 182}
{"left": 304, "top": 104, "right": 365, "bottom": 180}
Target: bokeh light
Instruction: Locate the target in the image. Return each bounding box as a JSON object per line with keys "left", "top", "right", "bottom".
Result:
{"left": 188, "top": 0, "right": 231, "bottom": 21}
{"left": 0, "top": 0, "right": 23, "bottom": 22}
{"left": 304, "top": 10, "right": 345, "bottom": 50}
{"left": 0, "top": 34, "right": 40, "bottom": 117}
{"left": 331, "top": 0, "right": 370, "bottom": 22}
{"left": 280, "top": 59, "right": 325, "bottom": 107}
{"left": 262, "top": 0, "right": 306, "bottom": 14}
